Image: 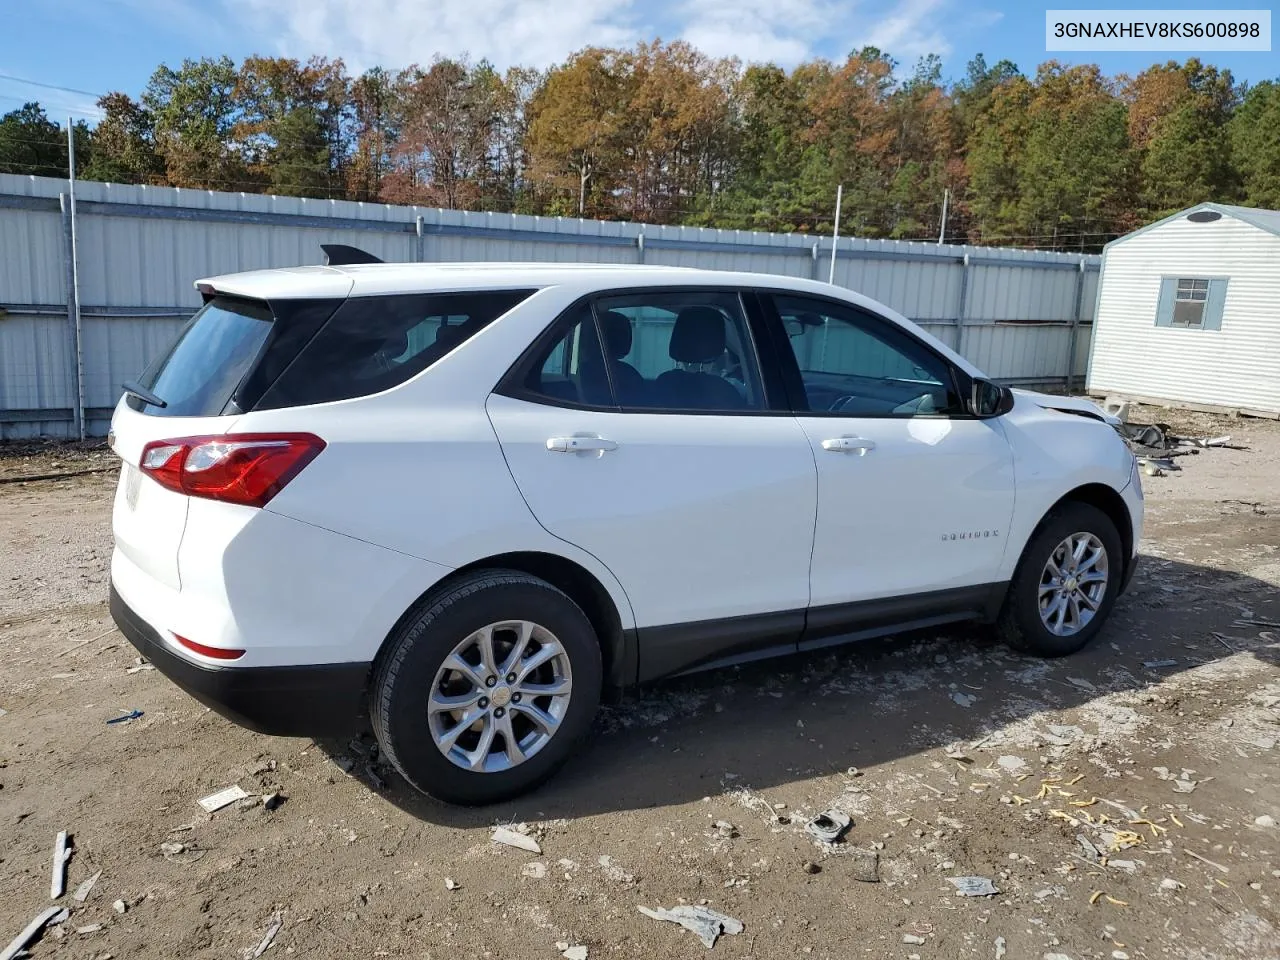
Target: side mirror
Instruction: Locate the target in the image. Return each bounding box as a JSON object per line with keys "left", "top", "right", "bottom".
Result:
{"left": 969, "top": 377, "right": 1013, "bottom": 418}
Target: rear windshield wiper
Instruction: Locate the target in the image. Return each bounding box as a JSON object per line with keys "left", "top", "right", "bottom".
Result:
{"left": 122, "top": 380, "right": 167, "bottom": 409}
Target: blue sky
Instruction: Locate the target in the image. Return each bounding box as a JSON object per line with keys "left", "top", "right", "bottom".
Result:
{"left": 3, "top": 0, "right": 1276, "bottom": 121}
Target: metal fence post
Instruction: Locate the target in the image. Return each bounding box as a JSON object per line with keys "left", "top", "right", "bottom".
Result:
{"left": 811, "top": 243, "right": 820, "bottom": 281}
{"left": 415, "top": 214, "right": 425, "bottom": 262}
{"left": 1066, "top": 258, "right": 1086, "bottom": 394}
{"left": 58, "top": 193, "right": 85, "bottom": 439}
{"left": 636, "top": 232, "right": 645, "bottom": 264}
{"left": 955, "top": 253, "right": 971, "bottom": 357}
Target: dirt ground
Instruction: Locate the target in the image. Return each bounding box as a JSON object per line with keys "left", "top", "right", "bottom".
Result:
{"left": 1, "top": 406, "right": 1277, "bottom": 960}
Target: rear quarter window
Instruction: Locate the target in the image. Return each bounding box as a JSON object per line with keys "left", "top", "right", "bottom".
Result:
{"left": 255, "top": 289, "right": 535, "bottom": 410}
{"left": 128, "top": 296, "right": 274, "bottom": 417}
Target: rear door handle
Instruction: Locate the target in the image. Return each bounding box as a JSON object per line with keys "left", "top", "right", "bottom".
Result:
{"left": 546, "top": 436, "right": 619, "bottom": 454}
{"left": 821, "top": 436, "right": 876, "bottom": 455}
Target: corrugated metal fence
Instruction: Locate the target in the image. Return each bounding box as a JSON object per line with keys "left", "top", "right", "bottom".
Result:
{"left": 0, "top": 173, "right": 1100, "bottom": 439}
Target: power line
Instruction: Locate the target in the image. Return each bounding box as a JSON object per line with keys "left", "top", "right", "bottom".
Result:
{"left": 0, "top": 72, "right": 104, "bottom": 99}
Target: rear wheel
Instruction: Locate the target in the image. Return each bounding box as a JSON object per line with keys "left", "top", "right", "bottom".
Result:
{"left": 997, "top": 502, "right": 1123, "bottom": 657}
{"left": 372, "top": 570, "right": 602, "bottom": 805}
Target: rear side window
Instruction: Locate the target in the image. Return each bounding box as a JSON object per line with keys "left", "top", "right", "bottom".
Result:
{"left": 128, "top": 296, "right": 274, "bottom": 417}
{"left": 256, "top": 289, "right": 533, "bottom": 409}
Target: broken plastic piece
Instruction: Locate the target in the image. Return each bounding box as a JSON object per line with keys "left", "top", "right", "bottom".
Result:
{"left": 948, "top": 876, "right": 998, "bottom": 897}
{"left": 1, "top": 906, "right": 66, "bottom": 960}
{"left": 638, "top": 904, "right": 744, "bottom": 949}
{"left": 198, "top": 785, "right": 249, "bottom": 813}
{"left": 106, "top": 709, "right": 143, "bottom": 724}
{"left": 492, "top": 826, "right": 541, "bottom": 854}
{"left": 72, "top": 870, "right": 101, "bottom": 903}
{"left": 805, "top": 810, "right": 852, "bottom": 844}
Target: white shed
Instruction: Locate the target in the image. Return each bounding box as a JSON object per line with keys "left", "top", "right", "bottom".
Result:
{"left": 1087, "top": 202, "right": 1280, "bottom": 418}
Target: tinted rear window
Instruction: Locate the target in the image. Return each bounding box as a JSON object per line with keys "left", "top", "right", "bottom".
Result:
{"left": 255, "top": 289, "right": 534, "bottom": 409}
{"left": 129, "top": 297, "right": 273, "bottom": 417}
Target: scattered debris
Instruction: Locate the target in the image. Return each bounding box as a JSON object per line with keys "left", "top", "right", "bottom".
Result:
{"left": 802, "top": 860, "right": 821, "bottom": 875}
{"left": 105, "top": 710, "right": 143, "bottom": 725}
{"left": 597, "top": 855, "right": 634, "bottom": 884}
{"left": 848, "top": 847, "right": 881, "bottom": 883}
{"left": 949, "top": 876, "right": 999, "bottom": 897}
{"left": 903, "top": 934, "right": 926, "bottom": 945}
{"left": 562, "top": 946, "right": 588, "bottom": 960}
{"left": 1, "top": 906, "right": 67, "bottom": 960}
{"left": 1172, "top": 778, "right": 1198, "bottom": 794}
{"left": 1160, "top": 878, "right": 1182, "bottom": 891}
{"left": 112, "top": 900, "right": 127, "bottom": 915}
{"left": 1077, "top": 835, "right": 1102, "bottom": 861}
{"left": 243, "top": 911, "right": 282, "bottom": 960}
{"left": 1108, "top": 860, "right": 1138, "bottom": 874}
{"left": 1184, "top": 849, "right": 1229, "bottom": 874}
{"left": 994, "top": 936, "right": 1007, "bottom": 959}
{"left": 492, "top": 826, "right": 541, "bottom": 854}
{"left": 198, "top": 785, "right": 249, "bottom": 813}
{"left": 72, "top": 870, "right": 101, "bottom": 903}
{"left": 1143, "top": 659, "right": 1179, "bottom": 669}
{"left": 521, "top": 862, "right": 547, "bottom": 879}
{"left": 805, "top": 810, "right": 852, "bottom": 844}
{"left": 263, "top": 792, "right": 285, "bottom": 812}
{"left": 951, "top": 692, "right": 977, "bottom": 708}
{"left": 444, "top": 878, "right": 459, "bottom": 891}
{"left": 1066, "top": 677, "right": 1097, "bottom": 692}
{"left": 125, "top": 663, "right": 155, "bottom": 674}
{"left": 712, "top": 820, "right": 737, "bottom": 839}
{"left": 996, "top": 755, "right": 1027, "bottom": 773}
{"left": 76, "top": 924, "right": 103, "bottom": 935}
{"left": 50, "top": 831, "right": 71, "bottom": 899}
{"left": 638, "top": 904, "right": 744, "bottom": 949}
{"left": 1254, "top": 814, "right": 1276, "bottom": 828}
{"left": 160, "top": 841, "right": 186, "bottom": 857}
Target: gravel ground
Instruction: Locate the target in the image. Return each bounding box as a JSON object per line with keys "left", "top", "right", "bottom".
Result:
{"left": 1, "top": 412, "right": 1278, "bottom": 960}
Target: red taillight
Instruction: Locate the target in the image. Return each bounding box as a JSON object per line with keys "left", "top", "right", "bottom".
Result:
{"left": 173, "top": 633, "right": 245, "bottom": 661}
{"left": 139, "top": 433, "right": 325, "bottom": 508}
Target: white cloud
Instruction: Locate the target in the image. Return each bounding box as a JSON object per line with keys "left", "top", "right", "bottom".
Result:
{"left": 222, "top": 0, "right": 993, "bottom": 73}
{"left": 856, "top": 0, "right": 955, "bottom": 63}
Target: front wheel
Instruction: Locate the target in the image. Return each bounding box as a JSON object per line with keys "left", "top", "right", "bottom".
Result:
{"left": 371, "top": 570, "right": 602, "bottom": 805}
{"left": 997, "top": 502, "right": 1123, "bottom": 657}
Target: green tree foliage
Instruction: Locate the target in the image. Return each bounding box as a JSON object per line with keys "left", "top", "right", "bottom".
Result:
{"left": 6, "top": 49, "right": 1275, "bottom": 251}
{"left": 0, "top": 102, "right": 66, "bottom": 177}
{"left": 83, "top": 93, "right": 163, "bottom": 184}
{"left": 142, "top": 56, "right": 247, "bottom": 189}
{"left": 1126, "top": 60, "right": 1239, "bottom": 219}
{"left": 1230, "top": 80, "right": 1280, "bottom": 208}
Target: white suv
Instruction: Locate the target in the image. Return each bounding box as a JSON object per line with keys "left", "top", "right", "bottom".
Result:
{"left": 109, "top": 256, "right": 1143, "bottom": 805}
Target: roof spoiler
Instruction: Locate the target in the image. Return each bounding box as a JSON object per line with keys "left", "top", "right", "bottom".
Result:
{"left": 321, "top": 244, "right": 383, "bottom": 266}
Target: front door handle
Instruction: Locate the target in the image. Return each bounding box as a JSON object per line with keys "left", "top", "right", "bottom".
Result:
{"left": 821, "top": 436, "right": 876, "bottom": 455}
{"left": 546, "top": 436, "right": 619, "bottom": 454}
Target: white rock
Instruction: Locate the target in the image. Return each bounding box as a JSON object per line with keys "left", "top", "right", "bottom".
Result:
{"left": 444, "top": 877, "right": 459, "bottom": 891}
{"left": 1254, "top": 814, "right": 1276, "bottom": 828}
{"left": 1112, "top": 952, "right": 1130, "bottom": 960}
{"left": 1159, "top": 878, "right": 1181, "bottom": 891}
{"left": 563, "top": 947, "right": 588, "bottom": 960}
{"left": 112, "top": 900, "right": 127, "bottom": 914}
{"left": 903, "top": 934, "right": 926, "bottom": 945}
{"left": 492, "top": 826, "right": 541, "bottom": 854}
{"left": 522, "top": 862, "right": 547, "bottom": 879}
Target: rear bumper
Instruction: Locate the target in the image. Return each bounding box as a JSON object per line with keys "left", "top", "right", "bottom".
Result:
{"left": 110, "top": 584, "right": 370, "bottom": 737}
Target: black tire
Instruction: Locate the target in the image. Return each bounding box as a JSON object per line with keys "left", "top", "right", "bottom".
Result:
{"left": 372, "top": 570, "right": 602, "bottom": 805}
{"left": 997, "top": 502, "right": 1123, "bottom": 657}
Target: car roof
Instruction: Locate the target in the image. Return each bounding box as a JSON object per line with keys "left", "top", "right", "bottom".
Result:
{"left": 195, "top": 261, "right": 842, "bottom": 301}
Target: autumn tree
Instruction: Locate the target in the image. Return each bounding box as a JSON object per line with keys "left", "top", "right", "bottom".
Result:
{"left": 83, "top": 92, "right": 163, "bottom": 184}
{"left": 380, "top": 58, "right": 497, "bottom": 209}
{"left": 347, "top": 67, "right": 399, "bottom": 201}
{"left": 1125, "top": 60, "right": 1238, "bottom": 218}
{"left": 1231, "top": 80, "right": 1280, "bottom": 208}
{"left": 526, "top": 48, "right": 630, "bottom": 216}
{"left": 142, "top": 56, "right": 248, "bottom": 189}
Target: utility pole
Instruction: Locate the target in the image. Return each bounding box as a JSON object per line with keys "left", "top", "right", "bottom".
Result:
{"left": 828, "top": 183, "right": 843, "bottom": 284}
{"left": 938, "top": 188, "right": 949, "bottom": 245}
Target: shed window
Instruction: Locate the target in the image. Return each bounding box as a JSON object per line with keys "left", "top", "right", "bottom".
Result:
{"left": 1155, "top": 276, "right": 1227, "bottom": 331}
{"left": 1172, "top": 279, "right": 1209, "bottom": 327}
